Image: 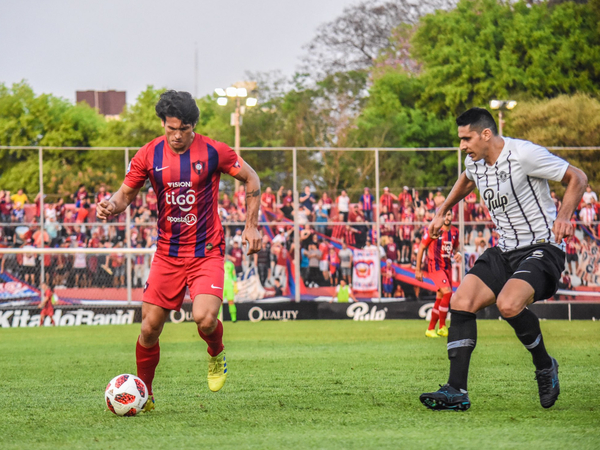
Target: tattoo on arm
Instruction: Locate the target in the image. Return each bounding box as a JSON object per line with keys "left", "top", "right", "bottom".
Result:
{"left": 246, "top": 189, "right": 261, "bottom": 198}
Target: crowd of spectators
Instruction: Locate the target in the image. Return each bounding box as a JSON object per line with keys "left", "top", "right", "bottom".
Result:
{"left": 1, "top": 182, "right": 598, "bottom": 294}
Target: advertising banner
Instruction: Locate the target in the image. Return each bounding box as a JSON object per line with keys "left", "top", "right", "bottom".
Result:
{"left": 352, "top": 248, "right": 379, "bottom": 292}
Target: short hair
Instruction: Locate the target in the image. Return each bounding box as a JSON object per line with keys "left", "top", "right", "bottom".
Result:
{"left": 456, "top": 107, "right": 498, "bottom": 136}
{"left": 155, "top": 90, "right": 200, "bottom": 126}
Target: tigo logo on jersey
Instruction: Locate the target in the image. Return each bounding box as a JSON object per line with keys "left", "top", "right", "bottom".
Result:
{"left": 166, "top": 189, "right": 196, "bottom": 212}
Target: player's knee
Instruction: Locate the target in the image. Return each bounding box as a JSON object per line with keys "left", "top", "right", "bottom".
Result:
{"left": 195, "top": 313, "right": 218, "bottom": 334}
{"left": 449, "top": 291, "right": 472, "bottom": 312}
{"left": 140, "top": 320, "right": 162, "bottom": 342}
{"left": 496, "top": 298, "right": 523, "bottom": 319}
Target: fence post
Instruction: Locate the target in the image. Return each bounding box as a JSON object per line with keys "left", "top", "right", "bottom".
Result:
{"left": 38, "top": 147, "right": 45, "bottom": 292}
{"left": 125, "top": 148, "right": 132, "bottom": 305}
{"left": 293, "top": 147, "right": 300, "bottom": 302}
{"left": 375, "top": 148, "right": 381, "bottom": 301}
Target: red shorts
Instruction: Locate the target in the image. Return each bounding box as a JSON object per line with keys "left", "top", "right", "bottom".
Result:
{"left": 144, "top": 252, "right": 225, "bottom": 311}
{"left": 427, "top": 269, "right": 452, "bottom": 291}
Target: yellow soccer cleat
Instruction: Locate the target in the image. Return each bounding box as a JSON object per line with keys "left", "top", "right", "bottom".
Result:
{"left": 425, "top": 329, "right": 440, "bottom": 338}
{"left": 208, "top": 350, "right": 227, "bottom": 392}
{"left": 437, "top": 325, "right": 449, "bottom": 337}
{"left": 142, "top": 395, "right": 155, "bottom": 412}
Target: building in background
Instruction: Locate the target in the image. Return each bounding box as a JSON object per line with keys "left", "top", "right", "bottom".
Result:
{"left": 76, "top": 90, "right": 126, "bottom": 119}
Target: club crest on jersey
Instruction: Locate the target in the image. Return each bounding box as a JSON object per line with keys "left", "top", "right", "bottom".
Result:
{"left": 498, "top": 171, "right": 509, "bottom": 183}
{"left": 483, "top": 188, "right": 508, "bottom": 212}
{"left": 192, "top": 160, "right": 203, "bottom": 175}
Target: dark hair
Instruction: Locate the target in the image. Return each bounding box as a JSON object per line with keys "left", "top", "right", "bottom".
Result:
{"left": 456, "top": 107, "right": 498, "bottom": 136}
{"left": 155, "top": 90, "right": 200, "bottom": 125}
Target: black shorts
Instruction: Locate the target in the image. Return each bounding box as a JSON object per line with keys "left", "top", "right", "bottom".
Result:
{"left": 565, "top": 253, "right": 578, "bottom": 264}
{"left": 468, "top": 244, "right": 565, "bottom": 302}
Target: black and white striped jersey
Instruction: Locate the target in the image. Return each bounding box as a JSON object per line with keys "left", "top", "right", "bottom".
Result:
{"left": 464, "top": 137, "right": 569, "bottom": 252}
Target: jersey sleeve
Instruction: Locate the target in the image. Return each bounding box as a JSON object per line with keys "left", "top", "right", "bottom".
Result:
{"left": 463, "top": 156, "right": 475, "bottom": 181}
{"left": 421, "top": 230, "right": 433, "bottom": 247}
{"left": 216, "top": 142, "right": 244, "bottom": 177}
{"left": 124, "top": 144, "right": 150, "bottom": 189}
{"left": 519, "top": 142, "right": 569, "bottom": 182}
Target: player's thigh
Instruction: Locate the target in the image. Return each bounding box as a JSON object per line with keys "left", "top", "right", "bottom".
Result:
{"left": 496, "top": 278, "right": 534, "bottom": 318}
{"left": 450, "top": 273, "right": 496, "bottom": 313}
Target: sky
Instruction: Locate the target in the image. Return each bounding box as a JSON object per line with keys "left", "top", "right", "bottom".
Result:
{"left": 0, "top": 0, "right": 360, "bottom": 104}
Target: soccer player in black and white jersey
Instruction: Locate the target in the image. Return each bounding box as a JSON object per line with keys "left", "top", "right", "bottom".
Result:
{"left": 420, "top": 108, "right": 587, "bottom": 411}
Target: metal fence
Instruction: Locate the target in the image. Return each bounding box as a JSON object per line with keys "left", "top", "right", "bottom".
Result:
{"left": 1, "top": 145, "right": 599, "bottom": 305}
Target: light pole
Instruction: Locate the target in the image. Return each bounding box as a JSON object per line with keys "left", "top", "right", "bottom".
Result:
{"left": 215, "top": 84, "right": 257, "bottom": 190}
{"left": 489, "top": 100, "right": 517, "bottom": 136}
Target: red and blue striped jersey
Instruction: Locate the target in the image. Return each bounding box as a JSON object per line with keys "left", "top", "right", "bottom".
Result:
{"left": 422, "top": 226, "right": 459, "bottom": 273}
{"left": 124, "top": 133, "right": 243, "bottom": 258}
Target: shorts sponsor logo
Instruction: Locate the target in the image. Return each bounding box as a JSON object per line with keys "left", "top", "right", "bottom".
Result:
{"left": 346, "top": 302, "right": 387, "bottom": 321}
{"left": 166, "top": 189, "right": 196, "bottom": 212}
{"left": 248, "top": 306, "right": 299, "bottom": 322}
{"left": 167, "top": 214, "right": 197, "bottom": 225}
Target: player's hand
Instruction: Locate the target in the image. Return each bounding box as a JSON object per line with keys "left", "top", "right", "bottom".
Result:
{"left": 553, "top": 218, "right": 574, "bottom": 244}
{"left": 428, "top": 213, "right": 445, "bottom": 238}
{"left": 454, "top": 252, "right": 463, "bottom": 263}
{"left": 415, "top": 269, "right": 423, "bottom": 282}
{"left": 242, "top": 227, "right": 262, "bottom": 255}
{"left": 96, "top": 199, "right": 116, "bottom": 222}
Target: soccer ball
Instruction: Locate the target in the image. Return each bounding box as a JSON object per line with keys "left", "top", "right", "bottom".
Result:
{"left": 105, "top": 374, "right": 148, "bottom": 416}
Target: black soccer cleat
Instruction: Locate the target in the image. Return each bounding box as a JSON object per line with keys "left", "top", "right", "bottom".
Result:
{"left": 535, "top": 357, "right": 560, "bottom": 408}
{"left": 420, "top": 384, "right": 471, "bottom": 411}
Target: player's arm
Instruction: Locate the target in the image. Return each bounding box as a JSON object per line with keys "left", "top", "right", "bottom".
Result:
{"left": 430, "top": 172, "right": 475, "bottom": 237}
{"left": 414, "top": 243, "right": 427, "bottom": 282}
{"left": 96, "top": 183, "right": 141, "bottom": 221}
{"left": 232, "top": 162, "right": 262, "bottom": 255}
{"left": 553, "top": 165, "right": 588, "bottom": 243}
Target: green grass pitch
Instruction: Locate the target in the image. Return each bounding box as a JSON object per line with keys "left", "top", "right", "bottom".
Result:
{"left": 1, "top": 319, "right": 599, "bottom": 449}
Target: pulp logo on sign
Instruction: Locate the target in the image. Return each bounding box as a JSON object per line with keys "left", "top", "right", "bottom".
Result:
{"left": 248, "top": 306, "right": 299, "bottom": 322}
{"left": 346, "top": 302, "right": 387, "bottom": 321}
{"left": 167, "top": 214, "right": 197, "bottom": 226}
{"left": 166, "top": 189, "right": 196, "bottom": 212}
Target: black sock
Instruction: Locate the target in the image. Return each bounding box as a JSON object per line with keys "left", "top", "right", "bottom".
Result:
{"left": 447, "top": 309, "right": 477, "bottom": 391}
{"left": 504, "top": 308, "right": 552, "bottom": 370}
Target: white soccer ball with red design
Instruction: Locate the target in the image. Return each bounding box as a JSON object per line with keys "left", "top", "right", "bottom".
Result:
{"left": 105, "top": 374, "right": 148, "bottom": 416}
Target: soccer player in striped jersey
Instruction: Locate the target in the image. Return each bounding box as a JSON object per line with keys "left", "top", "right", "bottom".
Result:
{"left": 415, "top": 210, "right": 460, "bottom": 338}
{"left": 96, "top": 91, "right": 261, "bottom": 410}
{"left": 420, "top": 107, "right": 587, "bottom": 411}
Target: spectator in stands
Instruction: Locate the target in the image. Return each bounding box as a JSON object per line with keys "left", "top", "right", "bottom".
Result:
{"left": 582, "top": 184, "right": 597, "bottom": 206}
{"left": 579, "top": 202, "right": 597, "bottom": 228}
{"left": 559, "top": 271, "right": 573, "bottom": 290}
{"left": 425, "top": 191, "right": 436, "bottom": 213}
{"left": 565, "top": 235, "right": 580, "bottom": 275}
{"left": 336, "top": 190, "right": 350, "bottom": 222}
{"left": 280, "top": 197, "right": 294, "bottom": 221}
{"left": 488, "top": 229, "right": 499, "bottom": 247}
{"left": 380, "top": 187, "right": 397, "bottom": 213}
{"left": 385, "top": 236, "right": 400, "bottom": 263}
{"left": 234, "top": 184, "right": 246, "bottom": 213}
{"left": 433, "top": 188, "right": 445, "bottom": 210}
{"left": 71, "top": 238, "right": 87, "bottom": 288}
{"left": 227, "top": 240, "right": 244, "bottom": 276}
{"left": 0, "top": 190, "right": 12, "bottom": 224}
{"left": 382, "top": 259, "right": 394, "bottom": 298}
{"left": 273, "top": 278, "right": 283, "bottom": 297}
{"left": 318, "top": 239, "right": 331, "bottom": 286}
{"left": 299, "top": 186, "right": 316, "bottom": 211}
{"left": 95, "top": 184, "right": 111, "bottom": 205}
{"left": 393, "top": 283, "right": 405, "bottom": 298}
{"left": 397, "top": 186, "right": 413, "bottom": 214}
{"left": 11, "top": 189, "right": 27, "bottom": 222}
{"left": 72, "top": 184, "right": 88, "bottom": 208}
{"left": 38, "top": 282, "right": 56, "bottom": 326}
{"left": 338, "top": 241, "right": 353, "bottom": 284}
{"left": 550, "top": 190, "right": 561, "bottom": 212}
{"left": 306, "top": 243, "right": 322, "bottom": 287}
{"left": 255, "top": 239, "right": 272, "bottom": 286}
{"left": 352, "top": 214, "right": 368, "bottom": 248}
{"left": 314, "top": 199, "right": 328, "bottom": 235}
{"left": 146, "top": 187, "right": 158, "bottom": 219}
{"left": 399, "top": 205, "right": 415, "bottom": 263}
{"left": 320, "top": 192, "right": 333, "bottom": 215}
{"left": 261, "top": 186, "right": 276, "bottom": 212}
{"left": 474, "top": 205, "right": 487, "bottom": 234}
{"left": 21, "top": 240, "right": 37, "bottom": 285}
{"left": 110, "top": 242, "right": 125, "bottom": 287}
{"left": 329, "top": 246, "right": 340, "bottom": 286}
{"left": 359, "top": 187, "right": 374, "bottom": 222}
{"left": 273, "top": 242, "right": 288, "bottom": 290}
{"left": 283, "top": 188, "right": 293, "bottom": 205}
